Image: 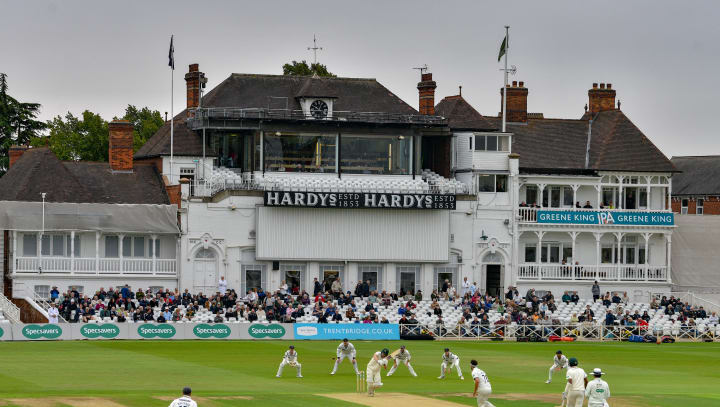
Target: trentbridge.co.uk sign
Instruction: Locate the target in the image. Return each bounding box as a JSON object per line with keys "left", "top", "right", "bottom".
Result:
{"left": 537, "top": 210, "right": 674, "bottom": 226}
{"left": 264, "top": 191, "right": 456, "bottom": 210}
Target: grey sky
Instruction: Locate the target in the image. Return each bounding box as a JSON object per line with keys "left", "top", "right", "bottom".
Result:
{"left": 2, "top": 0, "right": 718, "bottom": 157}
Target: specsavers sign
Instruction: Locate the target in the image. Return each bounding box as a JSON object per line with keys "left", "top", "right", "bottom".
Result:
{"left": 264, "top": 191, "right": 456, "bottom": 210}
{"left": 537, "top": 210, "right": 674, "bottom": 226}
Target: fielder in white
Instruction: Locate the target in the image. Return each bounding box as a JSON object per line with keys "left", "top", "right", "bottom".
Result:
{"left": 366, "top": 348, "right": 390, "bottom": 396}
{"left": 438, "top": 347, "right": 464, "bottom": 380}
{"left": 276, "top": 345, "right": 302, "bottom": 378}
{"left": 387, "top": 345, "right": 417, "bottom": 377}
{"left": 470, "top": 360, "right": 495, "bottom": 407}
{"left": 563, "top": 357, "right": 588, "bottom": 407}
{"left": 168, "top": 387, "right": 197, "bottom": 407}
{"left": 585, "top": 368, "right": 611, "bottom": 407}
{"left": 546, "top": 350, "right": 568, "bottom": 383}
{"left": 331, "top": 338, "right": 360, "bottom": 375}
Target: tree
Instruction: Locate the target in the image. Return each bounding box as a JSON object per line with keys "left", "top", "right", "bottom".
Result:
{"left": 32, "top": 111, "right": 109, "bottom": 161}
{"left": 0, "top": 73, "right": 46, "bottom": 175}
{"left": 117, "top": 105, "right": 164, "bottom": 151}
{"left": 282, "top": 60, "right": 335, "bottom": 77}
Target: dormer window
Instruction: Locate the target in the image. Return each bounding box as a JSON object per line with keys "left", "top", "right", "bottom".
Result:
{"left": 309, "top": 99, "right": 328, "bottom": 119}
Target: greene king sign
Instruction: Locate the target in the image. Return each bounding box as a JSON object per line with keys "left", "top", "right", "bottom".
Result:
{"left": 137, "top": 323, "right": 176, "bottom": 339}
{"left": 264, "top": 191, "right": 456, "bottom": 210}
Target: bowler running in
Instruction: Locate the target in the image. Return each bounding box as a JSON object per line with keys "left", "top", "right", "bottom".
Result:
{"left": 546, "top": 350, "right": 569, "bottom": 383}
{"left": 276, "top": 345, "right": 303, "bottom": 378}
{"left": 168, "top": 387, "right": 197, "bottom": 407}
{"left": 387, "top": 345, "right": 417, "bottom": 377}
{"left": 331, "top": 338, "right": 360, "bottom": 375}
{"left": 563, "top": 357, "right": 588, "bottom": 407}
{"left": 470, "top": 360, "right": 495, "bottom": 407}
{"left": 366, "top": 348, "right": 390, "bottom": 396}
{"left": 585, "top": 368, "right": 611, "bottom": 407}
{"left": 438, "top": 347, "right": 464, "bottom": 380}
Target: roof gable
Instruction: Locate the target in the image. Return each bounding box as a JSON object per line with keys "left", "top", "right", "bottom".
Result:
{"left": 435, "top": 96, "right": 496, "bottom": 131}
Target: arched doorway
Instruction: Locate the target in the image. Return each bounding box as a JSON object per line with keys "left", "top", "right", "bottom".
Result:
{"left": 482, "top": 252, "right": 504, "bottom": 297}
{"left": 193, "top": 248, "right": 218, "bottom": 293}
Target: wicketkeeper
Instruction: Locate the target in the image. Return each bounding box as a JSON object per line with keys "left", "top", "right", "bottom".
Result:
{"left": 331, "top": 338, "right": 360, "bottom": 375}
{"left": 276, "top": 345, "right": 302, "bottom": 378}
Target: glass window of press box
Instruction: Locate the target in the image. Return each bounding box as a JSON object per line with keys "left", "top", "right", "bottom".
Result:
{"left": 264, "top": 132, "right": 337, "bottom": 173}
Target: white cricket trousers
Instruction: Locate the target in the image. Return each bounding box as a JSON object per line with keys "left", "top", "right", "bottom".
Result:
{"left": 440, "top": 360, "right": 463, "bottom": 378}
{"left": 332, "top": 355, "right": 359, "bottom": 374}
{"left": 566, "top": 390, "right": 585, "bottom": 407}
{"left": 367, "top": 366, "right": 382, "bottom": 395}
{"left": 388, "top": 360, "right": 417, "bottom": 376}
{"left": 548, "top": 365, "right": 563, "bottom": 381}
{"left": 276, "top": 360, "right": 302, "bottom": 377}
{"left": 476, "top": 385, "right": 495, "bottom": 407}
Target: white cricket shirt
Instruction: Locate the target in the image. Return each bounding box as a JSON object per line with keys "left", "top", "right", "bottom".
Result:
{"left": 566, "top": 367, "right": 587, "bottom": 392}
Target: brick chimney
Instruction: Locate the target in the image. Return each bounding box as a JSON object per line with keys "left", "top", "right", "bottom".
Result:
{"left": 8, "top": 145, "right": 28, "bottom": 168}
{"left": 185, "top": 63, "right": 206, "bottom": 117}
{"left": 500, "top": 80, "right": 528, "bottom": 123}
{"left": 417, "top": 73, "right": 437, "bottom": 115}
{"left": 108, "top": 120, "right": 134, "bottom": 171}
{"left": 588, "top": 83, "right": 616, "bottom": 114}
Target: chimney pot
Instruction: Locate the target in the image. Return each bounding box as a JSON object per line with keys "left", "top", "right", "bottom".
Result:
{"left": 607, "top": 83, "right": 612, "bottom": 89}
{"left": 588, "top": 83, "right": 617, "bottom": 114}
{"left": 512, "top": 81, "right": 517, "bottom": 87}
{"left": 185, "top": 63, "right": 205, "bottom": 116}
{"left": 519, "top": 81, "right": 524, "bottom": 88}
{"left": 592, "top": 83, "right": 598, "bottom": 89}
{"left": 417, "top": 72, "right": 437, "bottom": 115}
{"left": 189, "top": 63, "right": 199, "bottom": 73}
{"left": 600, "top": 83, "right": 606, "bottom": 89}
{"left": 108, "top": 120, "right": 134, "bottom": 171}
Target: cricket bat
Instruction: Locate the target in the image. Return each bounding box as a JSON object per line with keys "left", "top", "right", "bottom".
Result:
{"left": 390, "top": 349, "right": 402, "bottom": 358}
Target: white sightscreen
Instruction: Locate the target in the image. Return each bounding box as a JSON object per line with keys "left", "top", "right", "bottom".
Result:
{"left": 672, "top": 215, "right": 720, "bottom": 290}
{"left": 257, "top": 207, "right": 449, "bottom": 262}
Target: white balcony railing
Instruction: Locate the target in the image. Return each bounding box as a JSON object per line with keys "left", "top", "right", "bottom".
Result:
{"left": 517, "top": 264, "right": 668, "bottom": 282}
{"left": 518, "top": 207, "right": 672, "bottom": 224}
{"left": 14, "top": 257, "right": 176, "bottom": 276}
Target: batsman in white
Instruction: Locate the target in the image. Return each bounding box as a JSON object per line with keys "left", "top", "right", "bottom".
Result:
{"left": 563, "top": 357, "right": 588, "bottom": 407}
{"left": 366, "top": 348, "right": 390, "bottom": 396}
{"left": 276, "top": 345, "right": 303, "bottom": 378}
{"left": 438, "top": 347, "right": 464, "bottom": 380}
{"left": 585, "top": 368, "right": 611, "bottom": 407}
{"left": 470, "top": 359, "right": 496, "bottom": 407}
{"left": 387, "top": 345, "right": 417, "bottom": 377}
{"left": 168, "top": 387, "right": 197, "bottom": 407}
{"left": 546, "top": 350, "right": 568, "bottom": 383}
{"left": 331, "top": 338, "right": 360, "bottom": 375}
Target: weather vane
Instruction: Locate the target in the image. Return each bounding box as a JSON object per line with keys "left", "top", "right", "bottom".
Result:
{"left": 307, "top": 35, "right": 323, "bottom": 64}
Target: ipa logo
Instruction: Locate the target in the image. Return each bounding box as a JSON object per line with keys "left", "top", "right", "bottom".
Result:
{"left": 295, "top": 325, "right": 318, "bottom": 337}
{"left": 137, "top": 323, "right": 176, "bottom": 339}
{"left": 193, "top": 324, "right": 231, "bottom": 339}
{"left": 249, "top": 324, "right": 286, "bottom": 339}
{"left": 80, "top": 324, "right": 120, "bottom": 339}
{"left": 22, "top": 324, "right": 62, "bottom": 339}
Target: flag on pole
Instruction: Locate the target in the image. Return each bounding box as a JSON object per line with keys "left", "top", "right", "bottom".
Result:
{"left": 497, "top": 34, "right": 507, "bottom": 62}
{"left": 168, "top": 35, "right": 175, "bottom": 70}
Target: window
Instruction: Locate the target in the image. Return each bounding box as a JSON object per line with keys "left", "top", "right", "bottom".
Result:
{"left": 525, "top": 186, "right": 538, "bottom": 206}
{"left": 22, "top": 234, "right": 37, "bottom": 256}
{"left": 434, "top": 266, "right": 457, "bottom": 292}
{"left": 697, "top": 198, "right": 704, "bottom": 215}
{"left": 121, "top": 236, "right": 149, "bottom": 257}
{"left": 541, "top": 244, "right": 560, "bottom": 263}
{"left": 562, "top": 247, "right": 573, "bottom": 262}
{"left": 474, "top": 135, "right": 510, "bottom": 152}
{"left": 242, "top": 264, "right": 266, "bottom": 293}
{"left": 264, "top": 132, "right": 337, "bottom": 173}
{"left": 602, "top": 188, "right": 617, "bottom": 208}
{"left": 563, "top": 187, "right": 574, "bottom": 207}
{"left": 524, "top": 246, "right": 537, "bottom": 262}
{"left": 639, "top": 189, "right": 648, "bottom": 209}
{"left": 341, "top": 134, "right": 410, "bottom": 175}
{"left": 320, "top": 264, "right": 345, "bottom": 292}
{"left": 69, "top": 285, "right": 84, "bottom": 295}
{"left": 41, "top": 235, "right": 51, "bottom": 256}
{"left": 639, "top": 247, "right": 647, "bottom": 264}
{"left": 34, "top": 285, "right": 50, "bottom": 299}
{"left": 397, "top": 265, "right": 420, "bottom": 296}
{"left": 601, "top": 246, "right": 616, "bottom": 263}
{"left": 543, "top": 187, "right": 561, "bottom": 208}
{"left": 105, "top": 236, "right": 119, "bottom": 258}
{"left": 477, "top": 174, "right": 508, "bottom": 193}
{"left": 39, "top": 234, "right": 74, "bottom": 257}
{"left": 359, "top": 265, "right": 382, "bottom": 292}
{"left": 122, "top": 237, "right": 132, "bottom": 257}
{"left": 65, "top": 235, "right": 80, "bottom": 257}
{"left": 133, "top": 237, "right": 145, "bottom": 257}
{"left": 148, "top": 239, "right": 161, "bottom": 258}
{"left": 468, "top": 136, "right": 473, "bottom": 150}
{"left": 280, "top": 264, "right": 306, "bottom": 294}
{"left": 681, "top": 199, "right": 688, "bottom": 214}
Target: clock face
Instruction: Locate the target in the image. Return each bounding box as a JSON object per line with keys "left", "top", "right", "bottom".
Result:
{"left": 309, "top": 99, "right": 328, "bottom": 119}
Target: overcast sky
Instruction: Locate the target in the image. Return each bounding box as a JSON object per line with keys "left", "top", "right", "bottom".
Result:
{"left": 2, "top": 0, "right": 718, "bottom": 157}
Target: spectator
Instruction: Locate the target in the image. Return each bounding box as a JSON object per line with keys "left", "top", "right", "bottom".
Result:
{"left": 591, "top": 281, "right": 600, "bottom": 301}
{"left": 218, "top": 276, "right": 227, "bottom": 295}
{"left": 331, "top": 278, "right": 342, "bottom": 296}
{"left": 48, "top": 302, "right": 60, "bottom": 323}
{"left": 214, "top": 311, "right": 224, "bottom": 323}
{"left": 313, "top": 278, "right": 323, "bottom": 296}
{"left": 50, "top": 286, "right": 59, "bottom": 301}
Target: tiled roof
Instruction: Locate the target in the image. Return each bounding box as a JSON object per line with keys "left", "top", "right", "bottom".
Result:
{"left": 134, "top": 115, "right": 215, "bottom": 159}
{"left": 435, "top": 95, "right": 496, "bottom": 131}
{"left": 0, "top": 148, "right": 170, "bottom": 204}
{"left": 671, "top": 156, "right": 720, "bottom": 195}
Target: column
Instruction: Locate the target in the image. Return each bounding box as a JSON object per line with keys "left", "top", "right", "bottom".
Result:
{"left": 667, "top": 179, "right": 672, "bottom": 211}
{"left": 617, "top": 176, "right": 624, "bottom": 209}
{"left": 95, "top": 232, "right": 100, "bottom": 275}
{"left": 538, "top": 184, "right": 546, "bottom": 208}
{"left": 569, "top": 231, "right": 578, "bottom": 280}
{"left": 535, "top": 231, "right": 544, "bottom": 280}
{"left": 118, "top": 234, "right": 125, "bottom": 274}
{"left": 615, "top": 232, "right": 624, "bottom": 281}
{"left": 70, "top": 231, "right": 75, "bottom": 273}
{"left": 151, "top": 235, "right": 157, "bottom": 274}
{"left": 666, "top": 234, "right": 672, "bottom": 284}
{"left": 645, "top": 176, "right": 652, "bottom": 210}
{"left": 596, "top": 185, "right": 602, "bottom": 208}
{"left": 594, "top": 232, "right": 602, "bottom": 279}
{"left": 12, "top": 231, "right": 17, "bottom": 274}
{"left": 643, "top": 233, "right": 651, "bottom": 281}
{"left": 571, "top": 184, "right": 579, "bottom": 208}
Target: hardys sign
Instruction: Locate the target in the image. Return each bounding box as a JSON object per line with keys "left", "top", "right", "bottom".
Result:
{"left": 537, "top": 210, "right": 674, "bottom": 226}
{"left": 264, "top": 191, "right": 456, "bottom": 210}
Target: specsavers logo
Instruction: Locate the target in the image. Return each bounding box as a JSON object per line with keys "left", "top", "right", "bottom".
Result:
{"left": 22, "top": 324, "right": 62, "bottom": 339}
{"left": 249, "top": 324, "right": 286, "bottom": 338}
{"left": 193, "top": 324, "right": 231, "bottom": 338}
{"left": 295, "top": 326, "right": 318, "bottom": 337}
{"left": 0, "top": 326, "right": 4, "bottom": 338}
{"left": 80, "top": 324, "right": 120, "bottom": 339}
{"left": 137, "top": 323, "right": 176, "bottom": 339}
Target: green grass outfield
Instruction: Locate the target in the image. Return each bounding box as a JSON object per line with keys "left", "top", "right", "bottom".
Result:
{"left": 0, "top": 340, "right": 718, "bottom": 406}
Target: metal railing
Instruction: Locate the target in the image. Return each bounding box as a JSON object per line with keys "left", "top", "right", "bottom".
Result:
{"left": 188, "top": 107, "right": 448, "bottom": 129}
{"left": 398, "top": 323, "right": 720, "bottom": 342}
{"left": 14, "top": 257, "right": 177, "bottom": 276}
{"left": 0, "top": 292, "right": 21, "bottom": 324}
{"left": 517, "top": 264, "right": 668, "bottom": 282}
{"left": 31, "top": 292, "right": 67, "bottom": 323}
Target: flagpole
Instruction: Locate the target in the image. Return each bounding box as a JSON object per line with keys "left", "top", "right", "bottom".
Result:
{"left": 170, "top": 37, "right": 174, "bottom": 182}
{"left": 502, "top": 25, "right": 509, "bottom": 133}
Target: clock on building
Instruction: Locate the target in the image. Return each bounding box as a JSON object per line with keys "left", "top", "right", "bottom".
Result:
{"left": 309, "top": 99, "right": 328, "bottom": 119}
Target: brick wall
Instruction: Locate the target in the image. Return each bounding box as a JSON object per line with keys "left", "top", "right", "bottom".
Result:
{"left": 672, "top": 196, "right": 720, "bottom": 215}
{"left": 501, "top": 81, "right": 528, "bottom": 123}
{"left": 588, "top": 83, "right": 616, "bottom": 114}
{"left": 417, "top": 73, "right": 436, "bottom": 115}
{"left": 108, "top": 120, "right": 134, "bottom": 171}
{"left": 8, "top": 145, "right": 28, "bottom": 167}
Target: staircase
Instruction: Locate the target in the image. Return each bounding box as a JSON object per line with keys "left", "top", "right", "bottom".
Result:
{"left": 0, "top": 292, "right": 21, "bottom": 324}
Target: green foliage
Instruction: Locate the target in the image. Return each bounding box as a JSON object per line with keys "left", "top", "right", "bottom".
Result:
{"left": 117, "top": 105, "right": 165, "bottom": 152}
{"left": 32, "top": 111, "right": 109, "bottom": 161}
{"left": 282, "top": 60, "right": 335, "bottom": 77}
{"left": 0, "top": 73, "right": 46, "bottom": 175}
